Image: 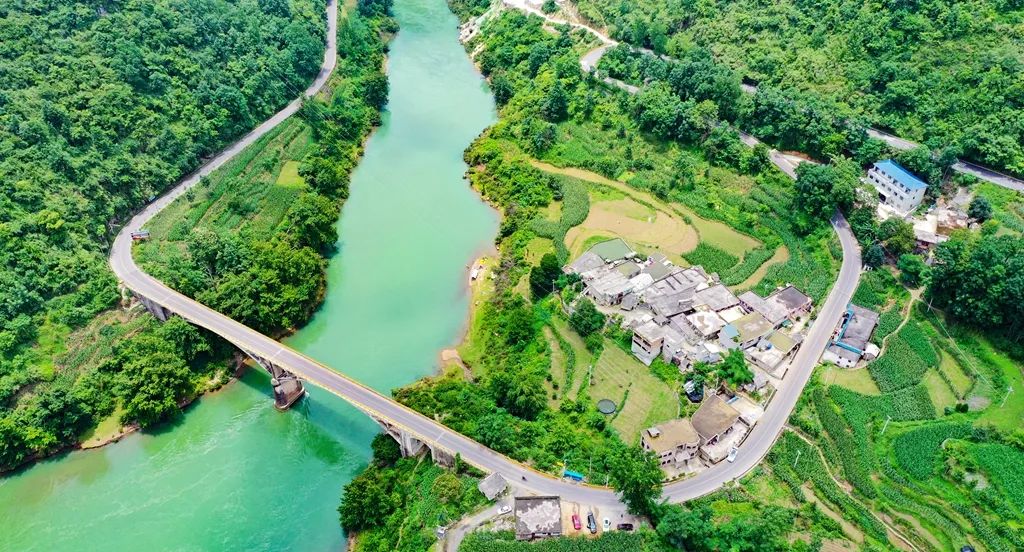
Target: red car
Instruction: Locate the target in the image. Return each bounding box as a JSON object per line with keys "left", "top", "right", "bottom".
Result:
{"left": 572, "top": 514, "right": 581, "bottom": 530}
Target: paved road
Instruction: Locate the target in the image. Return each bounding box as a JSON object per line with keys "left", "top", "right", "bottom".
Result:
{"left": 110, "top": 0, "right": 861, "bottom": 511}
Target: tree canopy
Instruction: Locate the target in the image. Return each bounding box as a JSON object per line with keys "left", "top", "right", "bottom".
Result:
{"left": 927, "top": 232, "right": 1024, "bottom": 338}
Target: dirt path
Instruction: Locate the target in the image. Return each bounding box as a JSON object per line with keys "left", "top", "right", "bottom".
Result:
{"left": 786, "top": 427, "right": 921, "bottom": 552}
{"left": 879, "top": 288, "right": 922, "bottom": 356}
{"left": 729, "top": 244, "right": 790, "bottom": 291}
{"left": 529, "top": 159, "right": 760, "bottom": 251}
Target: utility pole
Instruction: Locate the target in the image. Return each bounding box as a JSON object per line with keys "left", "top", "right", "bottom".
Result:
{"left": 1001, "top": 386, "right": 1014, "bottom": 408}
{"left": 880, "top": 415, "right": 892, "bottom": 436}
{"left": 793, "top": 449, "right": 801, "bottom": 468}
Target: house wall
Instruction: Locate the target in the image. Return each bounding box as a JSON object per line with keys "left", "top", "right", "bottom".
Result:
{"left": 868, "top": 167, "right": 926, "bottom": 213}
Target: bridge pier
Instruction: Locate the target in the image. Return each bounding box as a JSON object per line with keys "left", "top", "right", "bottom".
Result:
{"left": 374, "top": 419, "right": 455, "bottom": 467}
{"left": 136, "top": 293, "right": 171, "bottom": 322}
{"left": 243, "top": 351, "right": 306, "bottom": 410}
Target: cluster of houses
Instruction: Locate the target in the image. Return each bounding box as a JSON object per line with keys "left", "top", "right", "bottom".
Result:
{"left": 566, "top": 239, "right": 811, "bottom": 379}
{"left": 641, "top": 392, "right": 762, "bottom": 468}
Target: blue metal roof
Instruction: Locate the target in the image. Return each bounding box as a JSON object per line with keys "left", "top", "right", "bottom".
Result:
{"left": 874, "top": 160, "right": 928, "bottom": 191}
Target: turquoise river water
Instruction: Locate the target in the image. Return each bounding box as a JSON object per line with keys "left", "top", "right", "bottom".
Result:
{"left": 0, "top": 0, "right": 497, "bottom": 548}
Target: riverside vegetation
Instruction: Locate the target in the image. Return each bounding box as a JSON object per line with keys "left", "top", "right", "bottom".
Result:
{"left": 0, "top": 0, "right": 391, "bottom": 471}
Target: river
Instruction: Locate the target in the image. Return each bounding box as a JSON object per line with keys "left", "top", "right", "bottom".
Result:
{"left": 0, "top": 0, "right": 497, "bottom": 548}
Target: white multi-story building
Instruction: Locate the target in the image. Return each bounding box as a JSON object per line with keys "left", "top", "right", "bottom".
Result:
{"left": 867, "top": 159, "right": 927, "bottom": 214}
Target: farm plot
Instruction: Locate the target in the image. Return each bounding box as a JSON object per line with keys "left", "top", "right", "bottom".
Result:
{"left": 891, "top": 422, "right": 972, "bottom": 480}
{"left": 972, "top": 443, "right": 1024, "bottom": 511}
{"left": 869, "top": 321, "right": 938, "bottom": 392}
{"left": 564, "top": 186, "right": 697, "bottom": 264}
{"left": 589, "top": 340, "right": 678, "bottom": 441}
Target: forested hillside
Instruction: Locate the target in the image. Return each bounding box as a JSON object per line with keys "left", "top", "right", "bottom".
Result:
{"left": 0, "top": 0, "right": 346, "bottom": 470}
{"left": 574, "top": 0, "right": 1024, "bottom": 175}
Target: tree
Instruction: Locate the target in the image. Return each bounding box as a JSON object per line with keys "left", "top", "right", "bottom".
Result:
{"left": 541, "top": 0, "right": 557, "bottom": 13}
{"left": 361, "top": 73, "right": 390, "bottom": 111}
{"left": 496, "top": 295, "right": 537, "bottom": 348}
{"left": 569, "top": 298, "right": 605, "bottom": 336}
{"left": 527, "top": 43, "right": 551, "bottom": 76}
{"left": 541, "top": 80, "right": 569, "bottom": 122}
{"left": 370, "top": 433, "right": 402, "bottom": 467}
{"left": 432, "top": 472, "right": 463, "bottom": 504}
{"left": 529, "top": 253, "right": 562, "bottom": 298}
{"left": 968, "top": 195, "right": 993, "bottom": 222}
{"left": 897, "top": 253, "right": 928, "bottom": 287}
{"left": 793, "top": 163, "right": 855, "bottom": 224}
{"left": 608, "top": 444, "right": 663, "bottom": 516}
{"left": 720, "top": 349, "right": 753, "bottom": 387}
{"left": 657, "top": 505, "right": 714, "bottom": 550}
{"left": 490, "top": 72, "right": 514, "bottom": 106}
{"left": 927, "top": 232, "right": 1024, "bottom": 336}
{"left": 289, "top": 192, "right": 340, "bottom": 251}
{"left": 116, "top": 338, "right": 195, "bottom": 428}
{"left": 339, "top": 469, "right": 398, "bottom": 531}
{"left": 879, "top": 217, "right": 915, "bottom": 256}
{"left": 673, "top": 152, "right": 696, "bottom": 188}
{"left": 864, "top": 243, "right": 885, "bottom": 268}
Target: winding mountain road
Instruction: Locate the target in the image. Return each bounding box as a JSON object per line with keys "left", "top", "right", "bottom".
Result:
{"left": 110, "top": 0, "right": 860, "bottom": 511}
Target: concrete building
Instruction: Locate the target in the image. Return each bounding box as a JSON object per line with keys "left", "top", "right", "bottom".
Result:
{"left": 641, "top": 418, "right": 700, "bottom": 466}
{"left": 738, "top": 285, "right": 812, "bottom": 328}
{"left": 692, "top": 395, "right": 748, "bottom": 464}
{"left": 694, "top": 284, "right": 740, "bottom": 312}
{"left": 823, "top": 304, "right": 880, "bottom": 368}
{"left": 632, "top": 320, "right": 667, "bottom": 365}
{"left": 722, "top": 312, "right": 774, "bottom": 350}
{"left": 745, "top": 331, "right": 800, "bottom": 373}
{"left": 587, "top": 238, "right": 635, "bottom": 262}
{"left": 867, "top": 160, "right": 928, "bottom": 214}
{"left": 514, "top": 496, "right": 562, "bottom": 540}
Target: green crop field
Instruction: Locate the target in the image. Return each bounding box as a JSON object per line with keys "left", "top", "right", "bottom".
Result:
{"left": 589, "top": 339, "right": 677, "bottom": 441}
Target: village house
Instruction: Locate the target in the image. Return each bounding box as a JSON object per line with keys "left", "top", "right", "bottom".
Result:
{"left": 745, "top": 330, "right": 801, "bottom": 374}
{"left": 514, "top": 496, "right": 562, "bottom": 540}
{"left": 641, "top": 418, "right": 700, "bottom": 467}
{"left": 692, "top": 394, "right": 749, "bottom": 464}
{"left": 866, "top": 159, "right": 928, "bottom": 215}
{"left": 722, "top": 312, "right": 774, "bottom": 350}
{"left": 823, "top": 304, "right": 880, "bottom": 368}
{"left": 738, "top": 285, "right": 812, "bottom": 328}
{"left": 563, "top": 241, "right": 808, "bottom": 373}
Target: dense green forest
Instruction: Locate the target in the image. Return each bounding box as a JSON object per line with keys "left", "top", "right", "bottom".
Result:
{"left": 576, "top": 0, "right": 1024, "bottom": 175}
{"left": 0, "top": 0, "right": 389, "bottom": 471}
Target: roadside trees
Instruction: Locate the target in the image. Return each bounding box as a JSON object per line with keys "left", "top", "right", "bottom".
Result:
{"left": 608, "top": 444, "right": 663, "bottom": 516}
{"left": 793, "top": 163, "right": 855, "bottom": 228}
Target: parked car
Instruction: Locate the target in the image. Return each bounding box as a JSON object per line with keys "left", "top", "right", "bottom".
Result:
{"left": 727, "top": 447, "right": 739, "bottom": 463}
{"left": 602, "top": 517, "right": 611, "bottom": 531}
{"left": 572, "top": 513, "right": 581, "bottom": 530}
{"left": 616, "top": 523, "right": 634, "bottom": 531}
{"left": 587, "top": 512, "right": 597, "bottom": 534}
{"left": 498, "top": 504, "right": 511, "bottom": 515}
